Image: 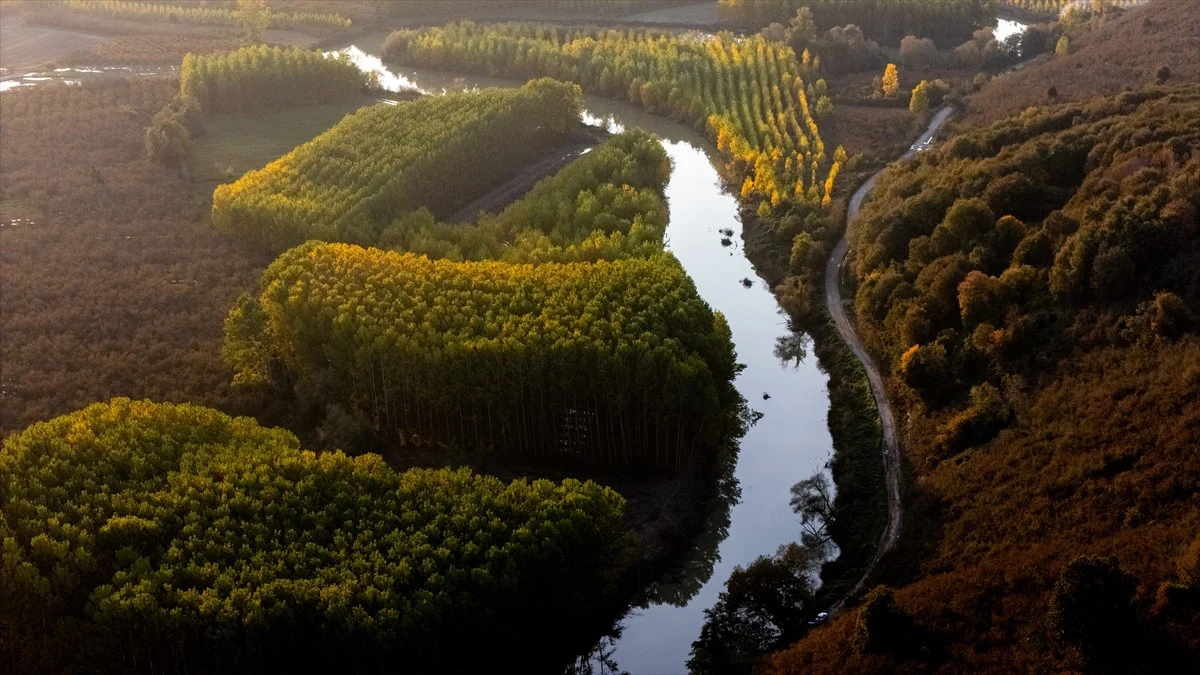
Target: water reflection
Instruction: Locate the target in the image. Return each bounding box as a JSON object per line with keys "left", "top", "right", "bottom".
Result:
{"left": 774, "top": 332, "right": 812, "bottom": 368}
{"left": 0, "top": 64, "right": 177, "bottom": 91}
{"left": 994, "top": 18, "right": 1029, "bottom": 44}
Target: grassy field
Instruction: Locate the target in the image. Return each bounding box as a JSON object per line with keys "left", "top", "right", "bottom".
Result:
{"left": 191, "top": 96, "right": 383, "bottom": 201}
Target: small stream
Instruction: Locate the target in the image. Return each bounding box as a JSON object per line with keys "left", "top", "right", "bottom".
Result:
{"left": 331, "top": 44, "right": 838, "bottom": 673}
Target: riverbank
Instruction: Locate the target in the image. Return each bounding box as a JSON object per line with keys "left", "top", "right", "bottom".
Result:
{"left": 738, "top": 107, "right": 955, "bottom": 614}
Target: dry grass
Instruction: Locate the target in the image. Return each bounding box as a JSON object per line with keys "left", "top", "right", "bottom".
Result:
{"left": 0, "top": 80, "right": 270, "bottom": 436}
{"left": 822, "top": 104, "right": 914, "bottom": 162}
{"left": 967, "top": 0, "right": 1200, "bottom": 125}
{"left": 63, "top": 32, "right": 244, "bottom": 65}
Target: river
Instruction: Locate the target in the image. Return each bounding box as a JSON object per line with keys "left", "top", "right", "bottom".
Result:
{"left": 328, "top": 44, "right": 838, "bottom": 673}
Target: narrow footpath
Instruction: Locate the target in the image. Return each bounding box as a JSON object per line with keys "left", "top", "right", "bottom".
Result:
{"left": 826, "top": 106, "right": 954, "bottom": 612}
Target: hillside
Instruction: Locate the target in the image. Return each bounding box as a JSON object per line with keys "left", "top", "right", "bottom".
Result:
{"left": 967, "top": 0, "right": 1200, "bottom": 125}
{"left": 764, "top": 87, "right": 1200, "bottom": 673}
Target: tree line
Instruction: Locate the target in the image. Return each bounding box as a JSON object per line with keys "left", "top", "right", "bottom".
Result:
{"left": 211, "top": 78, "right": 584, "bottom": 251}
{"left": 180, "top": 45, "right": 367, "bottom": 114}
{"left": 224, "top": 243, "right": 741, "bottom": 473}
{"left": 380, "top": 129, "right": 672, "bottom": 263}
{"left": 50, "top": 0, "right": 351, "bottom": 31}
{"left": 0, "top": 398, "right": 636, "bottom": 673}
{"left": 718, "top": 0, "right": 992, "bottom": 46}
{"left": 381, "top": 23, "right": 847, "bottom": 224}
{"left": 998, "top": 0, "right": 1145, "bottom": 21}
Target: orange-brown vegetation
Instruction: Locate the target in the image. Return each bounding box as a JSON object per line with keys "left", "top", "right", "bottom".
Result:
{"left": 63, "top": 32, "right": 243, "bottom": 65}
{"left": 820, "top": 104, "right": 914, "bottom": 165}
{"left": 764, "top": 86, "right": 1200, "bottom": 672}
{"left": 0, "top": 79, "right": 268, "bottom": 435}
{"left": 968, "top": 0, "right": 1200, "bottom": 125}
{"left": 764, "top": 342, "right": 1200, "bottom": 673}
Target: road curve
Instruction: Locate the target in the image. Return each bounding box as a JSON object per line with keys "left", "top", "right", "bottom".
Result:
{"left": 826, "top": 107, "right": 953, "bottom": 613}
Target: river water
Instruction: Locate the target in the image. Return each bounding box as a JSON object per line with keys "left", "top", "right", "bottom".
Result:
{"left": 330, "top": 45, "right": 838, "bottom": 673}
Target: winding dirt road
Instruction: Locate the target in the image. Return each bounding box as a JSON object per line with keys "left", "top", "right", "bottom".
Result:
{"left": 826, "top": 107, "right": 953, "bottom": 612}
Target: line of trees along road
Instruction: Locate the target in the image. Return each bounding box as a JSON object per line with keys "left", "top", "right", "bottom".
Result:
{"left": 211, "top": 78, "right": 584, "bottom": 252}
{"left": 382, "top": 24, "right": 847, "bottom": 220}
{"left": 180, "top": 45, "right": 367, "bottom": 114}
{"left": 0, "top": 399, "right": 636, "bottom": 673}
{"left": 381, "top": 129, "right": 673, "bottom": 263}
{"left": 224, "top": 243, "right": 741, "bottom": 473}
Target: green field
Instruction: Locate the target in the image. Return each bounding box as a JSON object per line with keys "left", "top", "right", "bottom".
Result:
{"left": 191, "top": 96, "right": 384, "bottom": 201}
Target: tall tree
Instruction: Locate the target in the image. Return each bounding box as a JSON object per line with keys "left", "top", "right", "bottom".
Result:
{"left": 882, "top": 63, "right": 900, "bottom": 97}
{"left": 237, "top": 0, "right": 270, "bottom": 43}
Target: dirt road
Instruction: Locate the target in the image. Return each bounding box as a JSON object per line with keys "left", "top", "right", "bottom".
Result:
{"left": 826, "top": 106, "right": 953, "bottom": 612}
{"left": 446, "top": 127, "right": 608, "bottom": 223}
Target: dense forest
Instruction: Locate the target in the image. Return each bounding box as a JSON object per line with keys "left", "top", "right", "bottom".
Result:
{"left": 717, "top": 0, "right": 991, "bottom": 45}
{"left": 765, "top": 87, "right": 1200, "bottom": 673}
{"left": 212, "top": 78, "right": 584, "bottom": 251}
{"left": 225, "top": 243, "right": 740, "bottom": 472}
{"left": 0, "top": 399, "right": 636, "bottom": 673}
{"left": 381, "top": 23, "right": 847, "bottom": 224}
{"left": 849, "top": 88, "right": 1199, "bottom": 435}
{"left": 381, "top": 129, "right": 673, "bottom": 263}
{"left": 180, "top": 45, "right": 367, "bottom": 113}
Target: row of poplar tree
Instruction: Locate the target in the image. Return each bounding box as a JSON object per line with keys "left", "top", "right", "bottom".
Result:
{"left": 381, "top": 23, "right": 847, "bottom": 219}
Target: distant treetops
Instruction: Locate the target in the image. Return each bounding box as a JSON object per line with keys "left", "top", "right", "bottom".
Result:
{"left": 378, "top": 129, "right": 674, "bottom": 264}
{"left": 717, "top": 0, "right": 991, "bottom": 46}
{"left": 180, "top": 45, "right": 367, "bottom": 114}
{"left": 0, "top": 398, "right": 637, "bottom": 673}
{"left": 382, "top": 22, "right": 848, "bottom": 223}
{"left": 51, "top": 0, "right": 351, "bottom": 31}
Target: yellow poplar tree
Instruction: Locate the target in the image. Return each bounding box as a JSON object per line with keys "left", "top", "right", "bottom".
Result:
{"left": 882, "top": 63, "right": 900, "bottom": 97}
